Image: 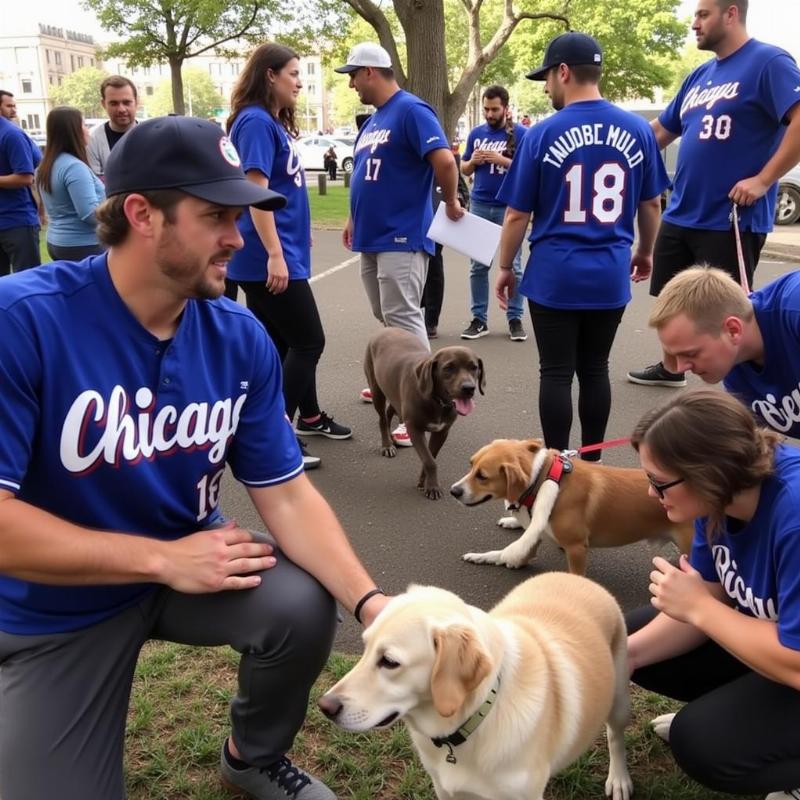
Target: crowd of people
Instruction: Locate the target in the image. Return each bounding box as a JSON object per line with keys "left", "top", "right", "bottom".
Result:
{"left": 1, "top": 0, "right": 800, "bottom": 798}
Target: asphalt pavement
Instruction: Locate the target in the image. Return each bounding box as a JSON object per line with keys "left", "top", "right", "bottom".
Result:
{"left": 219, "top": 228, "right": 798, "bottom": 653}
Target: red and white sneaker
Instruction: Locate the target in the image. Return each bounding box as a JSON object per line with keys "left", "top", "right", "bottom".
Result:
{"left": 360, "top": 388, "right": 373, "bottom": 403}
{"left": 392, "top": 422, "right": 413, "bottom": 447}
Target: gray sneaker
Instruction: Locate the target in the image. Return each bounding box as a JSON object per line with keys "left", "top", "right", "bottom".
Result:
{"left": 508, "top": 318, "right": 527, "bottom": 341}
{"left": 220, "top": 743, "right": 336, "bottom": 799}
{"left": 461, "top": 318, "right": 489, "bottom": 339}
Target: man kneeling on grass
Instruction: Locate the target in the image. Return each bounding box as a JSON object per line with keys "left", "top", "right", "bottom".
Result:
{"left": 0, "top": 115, "right": 388, "bottom": 800}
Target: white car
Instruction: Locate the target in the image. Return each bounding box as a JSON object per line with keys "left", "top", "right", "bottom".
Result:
{"left": 776, "top": 164, "right": 800, "bottom": 226}
{"left": 295, "top": 135, "right": 354, "bottom": 174}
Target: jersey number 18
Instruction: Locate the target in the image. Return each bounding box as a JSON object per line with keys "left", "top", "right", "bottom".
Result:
{"left": 563, "top": 163, "right": 626, "bottom": 224}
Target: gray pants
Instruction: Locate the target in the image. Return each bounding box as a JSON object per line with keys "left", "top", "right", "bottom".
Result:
{"left": 0, "top": 551, "right": 336, "bottom": 799}
{"left": 360, "top": 250, "right": 430, "bottom": 350}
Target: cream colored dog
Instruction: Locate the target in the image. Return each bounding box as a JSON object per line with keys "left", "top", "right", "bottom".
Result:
{"left": 318, "top": 574, "right": 632, "bottom": 800}
{"left": 451, "top": 438, "right": 694, "bottom": 574}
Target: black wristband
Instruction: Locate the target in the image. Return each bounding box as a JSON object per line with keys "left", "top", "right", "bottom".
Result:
{"left": 354, "top": 588, "right": 385, "bottom": 624}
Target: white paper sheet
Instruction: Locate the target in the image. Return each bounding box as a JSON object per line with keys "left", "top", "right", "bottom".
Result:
{"left": 426, "top": 203, "right": 503, "bottom": 266}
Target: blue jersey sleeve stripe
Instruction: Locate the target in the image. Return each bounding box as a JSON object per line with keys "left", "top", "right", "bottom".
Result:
{"left": 236, "top": 462, "right": 304, "bottom": 486}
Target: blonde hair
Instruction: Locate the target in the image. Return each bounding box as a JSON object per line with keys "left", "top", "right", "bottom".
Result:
{"left": 648, "top": 266, "right": 753, "bottom": 335}
{"left": 631, "top": 388, "right": 779, "bottom": 541}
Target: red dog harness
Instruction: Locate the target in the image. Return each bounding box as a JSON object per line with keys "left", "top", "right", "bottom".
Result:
{"left": 516, "top": 454, "right": 573, "bottom": 510}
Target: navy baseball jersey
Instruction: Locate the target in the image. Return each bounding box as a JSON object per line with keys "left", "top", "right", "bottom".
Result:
{"left": 228, "top": 105, "right": 311, "bottom": 281}
{"left": 0, "top": 255, "right": 302, "bottom": 634}
{"left": 498, "top": 99, "right": 669, "bottom": 309}
{"left": 0, "top": 116, "right": 41, "bottom": 230}
{"left": 462, "top": 122, "right": 528, "bottom": 205}
{"left": 724, "top": 270, "right": 800, "bottom": 438}
{"left": 691, "top": 444, "right": 800, "bottom": 650}
{"left": 350, "top": 90, "right": 448, "bottom": 256}
{"left": 661, "top": 39, "right": 800, "bottom": 233}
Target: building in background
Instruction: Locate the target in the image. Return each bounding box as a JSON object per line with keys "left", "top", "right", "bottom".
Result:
{"left": 0, "top": 23, "right": 100, "bottom": 134}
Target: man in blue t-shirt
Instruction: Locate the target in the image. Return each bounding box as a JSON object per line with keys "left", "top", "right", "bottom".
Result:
{"left": 628, "top": 0, "right": 800, "bottom": 388}
{"left": 646, "top": 265, "right": 800, "bottom": 441}
{"left": 0, "top": 113, "right": 42, "bottom": 275}
{"left": 495, "top": 31, "right": 668, "bottom": 459}
{"left": 0, "top": 116, "right": 389, "bottom": 800}
{"left": 460, "top": 84, "right": 528, "bottom": 342}
{"left": 337, "top": 42, "right": 463, "bottom": 350}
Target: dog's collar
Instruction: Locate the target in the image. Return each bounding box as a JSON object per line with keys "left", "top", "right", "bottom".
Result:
{"left": 514, "top": 454, "right": 573, "bottom": 510}
{"left": 430, "top": 673, "right": 500, "bottom": 764}
{"left": 433, "top": 394, "right": 454, "bottom": 410}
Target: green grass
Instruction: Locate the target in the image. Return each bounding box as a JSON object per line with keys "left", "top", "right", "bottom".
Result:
{"left": 307, "top": 184, "right": 350, "bottom": 229}
{"left": 125, "top": 642, "right": 757, "bottom": 800}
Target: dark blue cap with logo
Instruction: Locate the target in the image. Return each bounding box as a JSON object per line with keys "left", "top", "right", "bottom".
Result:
{"left": 104, "top": 115, "right": 286, "bottom": 211}
{"left": 526, "top": 31, "right": 603, "bottom": 81}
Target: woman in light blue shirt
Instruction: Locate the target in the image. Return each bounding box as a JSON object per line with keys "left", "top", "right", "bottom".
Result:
{"left": 37, "top": 107, "right": 105, "bottom": 261}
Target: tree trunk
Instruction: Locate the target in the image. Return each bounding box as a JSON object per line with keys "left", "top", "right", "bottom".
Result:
{"left": 394, "top": 0, "right": 449, "bottom": 129}
{"left": 170, "top": 57, "right": 185, "bottom": 115}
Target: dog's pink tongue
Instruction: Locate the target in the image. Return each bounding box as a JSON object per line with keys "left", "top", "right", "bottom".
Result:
{"left": 454, "top": 397, "right": 476, "bottom": 416}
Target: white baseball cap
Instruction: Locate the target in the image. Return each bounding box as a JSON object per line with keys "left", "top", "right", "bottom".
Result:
{"left": 334, "top": 42, "right": 392, "bottom": 73}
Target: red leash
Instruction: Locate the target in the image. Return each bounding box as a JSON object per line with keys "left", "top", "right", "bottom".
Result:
{"left": 563, "top": 436, "right": 632, "bottom": 457}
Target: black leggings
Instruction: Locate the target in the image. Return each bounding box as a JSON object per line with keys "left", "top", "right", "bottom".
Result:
{"left": 529, "top": 301, "right": 625, "bottom": 461}
{"left": 627, "top": 606, "right": 800, "bottom": 794}
{"left": 236, "top": 279, "right": 325, "bottom": 422}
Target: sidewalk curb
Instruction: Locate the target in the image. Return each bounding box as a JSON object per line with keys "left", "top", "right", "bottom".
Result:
{"left": 762, "top": 243, "right": 800, "bottom": 264}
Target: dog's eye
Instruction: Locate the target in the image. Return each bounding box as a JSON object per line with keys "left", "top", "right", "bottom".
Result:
{"left": 475, "top": 471, "right": 487, "bottom": 481}
{"left": 441, "top": 364, "right": 454, "bottom": 374}
{"left": 377, "top": 654, "right": 400, "bottom": 669}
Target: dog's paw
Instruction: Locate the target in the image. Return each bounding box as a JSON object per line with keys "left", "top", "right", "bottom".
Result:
{"left": 423, "top": 485, "right": 442, "bottom": 500}
{"left": 605, "top": 766, "right": 633, "bottom": 800}
{"left": 497, "top": 541, "right": 533, "bottom": 569}
{"left": 381, "top": 445, "right": 397, "bottom": 458}
{"left": 497, "top": 515, "right": 524, "bottom": 530}
{"left": 462, "top": 550, "right": 505, "bottom": 565}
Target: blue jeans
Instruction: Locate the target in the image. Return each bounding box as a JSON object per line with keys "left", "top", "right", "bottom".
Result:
{"left": 468, "top": 200, "right": 523, "bottom": 322}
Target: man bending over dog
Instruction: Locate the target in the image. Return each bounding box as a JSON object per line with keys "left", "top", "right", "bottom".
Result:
{"left": 0, "top": 116, "right": 389, "bottom": 800}
{"left": 647, "top": 265, "right": 800, "bottom": 439}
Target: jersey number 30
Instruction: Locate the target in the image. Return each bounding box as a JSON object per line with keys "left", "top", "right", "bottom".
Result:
{"left": 564, "top": 163, "right": 625, "bottom": 224}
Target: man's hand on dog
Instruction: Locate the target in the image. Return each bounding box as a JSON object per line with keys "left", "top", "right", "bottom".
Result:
{"left": 648, "top": 554, "right": 712, "bottom": 624}
{"left": 157, "top": 520, "right": 276, "bottom": 593}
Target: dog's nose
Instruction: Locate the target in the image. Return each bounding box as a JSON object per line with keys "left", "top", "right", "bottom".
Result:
{"left": 450, "top": 485, "right": 464, "bottom": 498}
{"left": 317, "top": 693, "right": 342, "bottom": 719}
{"left": 461, "top": 383, "right": 476, "bottom": 397}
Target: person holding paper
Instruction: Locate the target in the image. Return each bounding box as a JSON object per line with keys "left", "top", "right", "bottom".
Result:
{"left": 336, "top": 42, "right": 462, "bottom": 445}
{"left": 460, "top": 84, "right": 528, "bottom": 342}
{"left": 495, "top": 32, "right": 668, "bottom": 461}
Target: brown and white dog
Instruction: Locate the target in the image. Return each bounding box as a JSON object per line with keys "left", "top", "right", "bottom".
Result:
{"left": 450, "top": 438, "right": 693, "bottom": 574}
{"left": 364, "top": 328, "right": 484, "bottom": 500}
{"left": 318, "top": 574, "right": 633, "bottom": 800}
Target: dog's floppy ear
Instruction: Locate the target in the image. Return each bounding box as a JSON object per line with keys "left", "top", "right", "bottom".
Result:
{"left": 477, "top": 357, "right": 486, "bottom": 395}
{"left": 524, "top": 438, "right": 544, "bottom": 452}
{"left": 430, "top": 625, "right": 491, "bottom": 718}
{"left": 416, "top": 354, "right": 438, "bottom": 398}
{"left": 500, "top": 461, "right": 529, "bottom": 497}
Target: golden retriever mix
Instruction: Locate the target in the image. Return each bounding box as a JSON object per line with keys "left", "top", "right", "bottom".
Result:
{"left": 450, "top": 438, "right": 694, "bottom": 574}
{"left": 318, "top": 574, "right": 632, "bottom": 800}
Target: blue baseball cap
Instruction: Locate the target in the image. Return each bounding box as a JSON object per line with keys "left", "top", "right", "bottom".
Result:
{"left": 104, "top": 116, "right": 286, "bottom": 211}
{"left": 526, "top": 32, "right": 603, "bottom": 81}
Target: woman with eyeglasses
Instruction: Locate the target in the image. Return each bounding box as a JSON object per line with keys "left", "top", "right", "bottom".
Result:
{"left": 626, "top": 388, "right": 800, "bottom": 800}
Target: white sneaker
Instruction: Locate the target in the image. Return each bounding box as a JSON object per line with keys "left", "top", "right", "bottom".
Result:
{"left": 392, "top": 422, "right": 413, "bottom": 447}
{"left": 650, "top": 712, "right": 676, "bottom": 743}
{"left": 360, "top": 388, "right": 373, "bottom": 403}
{"left": 765, "top": 792, "right": 800, "bottom": 799}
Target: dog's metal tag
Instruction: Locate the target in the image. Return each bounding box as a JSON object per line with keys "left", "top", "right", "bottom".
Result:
{"left": 561, "top": 457, "right": 573, "bottom": 473}
{"left": 445, "top": 751, "right": 457, "bottom": 764}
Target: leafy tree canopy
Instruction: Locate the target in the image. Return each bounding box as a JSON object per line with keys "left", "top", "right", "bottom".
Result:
{"left": 49, "top": 67, "right": 110, "bottom": 118}
{"left": 145, "top": 67, "right": 224, "bottom": 119}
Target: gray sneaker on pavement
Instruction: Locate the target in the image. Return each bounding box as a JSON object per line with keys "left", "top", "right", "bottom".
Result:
{"left": 461, "top": 318, "right": 489, "bottom": 339}
{"left": 220, "top": 743, "right": 337, "bottom": 799}
{"left": 508, "top": 318, "right": 527, "bottom": 341}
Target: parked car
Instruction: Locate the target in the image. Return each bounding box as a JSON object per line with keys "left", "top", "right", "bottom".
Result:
{"left": 776, "top": 165, "right": 800, "bottom": 226}
{"left": 295, "top": 135, "right": 354, "bottom": 174}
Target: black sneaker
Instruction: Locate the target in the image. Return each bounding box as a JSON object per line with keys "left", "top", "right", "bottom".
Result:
{"left": 508, "top": 318, "right": 527, "bottom": 341}
{"left": 296, "top": 412, "right": 352, "bottom": 440}
{"left": 627, "top": 362, "right": 687, "bottom": 387}
{"left": 461, "top": 318, "right": 489, "bottom": 339}
{"left": 297, "top": 437, "right": 321, "bottom": 470}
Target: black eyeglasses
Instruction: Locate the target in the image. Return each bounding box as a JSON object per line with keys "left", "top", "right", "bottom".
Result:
{"left": 647, "top": 475, "right": 685, "bottom": 499}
